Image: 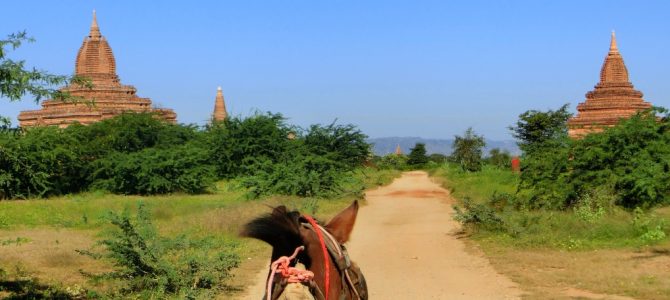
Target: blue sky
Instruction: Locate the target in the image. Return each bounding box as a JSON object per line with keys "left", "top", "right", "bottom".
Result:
{"left": 3, "top": 1, "right": 669, "bottom": 140}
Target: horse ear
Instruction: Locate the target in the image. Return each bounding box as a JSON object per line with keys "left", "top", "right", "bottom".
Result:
{"left": 325, "top": 200, "right": 359, "bottom": 243}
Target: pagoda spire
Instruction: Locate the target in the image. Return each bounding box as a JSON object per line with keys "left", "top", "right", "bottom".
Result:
{"left": 394, "top": 144, "right": 403, "bottom": 155}
{"left": 212, "top": 86, "right": 228, "bottom": 122}
{"left": 609, "top": 30, "right": 618, "bottom": 53}
{"left": 599, "top": 30, "right": 628, "bottom": 83}
{"left": 89, "top": 10, "right": 102, "bottom": 40}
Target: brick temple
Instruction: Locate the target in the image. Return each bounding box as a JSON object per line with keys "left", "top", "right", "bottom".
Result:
{"left": 567, "top": 32, "right": 652, "bottom": 138}
{"left": 18, "top": 11, "right": 176, "bottom": 128}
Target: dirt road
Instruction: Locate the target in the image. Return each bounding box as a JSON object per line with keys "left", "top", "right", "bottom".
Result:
{"left": 241, "top": 171, "right": 521, "bottom": 299}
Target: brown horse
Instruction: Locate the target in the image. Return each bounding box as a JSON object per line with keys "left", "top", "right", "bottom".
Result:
{"left": 242, "top": 201, "right": 367, "bottom": 300}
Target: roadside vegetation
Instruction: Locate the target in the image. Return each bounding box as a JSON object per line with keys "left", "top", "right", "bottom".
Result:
{"left": 0, "top": 111, "right": 398, "bottom": 298}
{"left": 432, "top": 106, "right": 670, "bottom": 299}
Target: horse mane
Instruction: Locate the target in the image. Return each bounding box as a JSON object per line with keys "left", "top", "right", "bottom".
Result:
{"left": 241, "top": 206, "right": 307, "bottom": 262}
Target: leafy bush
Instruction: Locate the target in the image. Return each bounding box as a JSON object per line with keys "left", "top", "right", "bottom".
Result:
{"left": 453, "top": 197, "right": 505, "bottom": 232}
{"left": 573, "top": 191, "right": 608, "bottom": 223}
{"left": 79, "top": 203, "right": 240, "bottom": 298}
{"left": 206, "top": 112, "right": 294, "bottom": 178}
{"left": 514, "top": 105, "right": 670, "bottom": 209}
{"left": 69, "top": 112, "right": 199, "bottom": 157}
{"left": 452, "top": 127, "right": 486, "bottom": 172}
{"left": 632, "top": 207, "right": 667, "bottom": 244}
{"left": 303, "top": 122, "right": 370, "bottom": 171}
{"left": 2, "top": 111, "right": 372, "bottom": 199}
{"left": 90, "top": 145, "right": 215, "bottom": 195}
{"left": 242, "top": 154, "right": 345, "bottom": 198}
{"left": 0, "top": 126, "right": 84, "bottom": 199}
{"left": 375, "top": 153, "right": 408, "bottom": 170}
{"left": 569, "top": 109, "right": 670, "bottom": 208}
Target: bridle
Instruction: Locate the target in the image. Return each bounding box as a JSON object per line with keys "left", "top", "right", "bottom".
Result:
{"left": 265, "top": 214, "right": 366, "bottom": 300}
{"left": 302, "top": 214, "right": 333, "bottom": 300}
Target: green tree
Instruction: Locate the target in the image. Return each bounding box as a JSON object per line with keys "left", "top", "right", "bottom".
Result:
{"left": 206, "top": 112, "right": 294, "bottom": 178}
{"left": 511, "top": 105, "right": 573, "bottom": 209}
{"left": 509, "top": 104, "right": 572, "bottom": 152}
{"left": 1, "top": 32, "right": 88, "bottom": 104}
{"left": 452, "top": 128, "right": 486, "bottom": 172}
{"left": 303, "top": 122, "right": 370, "bottom": 171}
{"left": 407, "top": 142, "right": 429, "bottom": 167}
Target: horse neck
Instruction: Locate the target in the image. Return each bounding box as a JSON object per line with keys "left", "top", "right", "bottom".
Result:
{"left": 303, "top": 229, "right": 347, "bottom": 300}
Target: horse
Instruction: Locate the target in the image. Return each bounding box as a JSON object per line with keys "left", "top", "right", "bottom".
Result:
{"left": 242, "top": 200, "right": 368, "bottom": 300}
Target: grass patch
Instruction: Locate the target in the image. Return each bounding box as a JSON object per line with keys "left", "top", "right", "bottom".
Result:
{"left": 433, "top": 163, "right": 670, "bottom": 298}
{"left": 0, "top": 167, "right": 400, "bottom": 298}
{"left": 431, "top": 163, "right": 520, "bottom": 203}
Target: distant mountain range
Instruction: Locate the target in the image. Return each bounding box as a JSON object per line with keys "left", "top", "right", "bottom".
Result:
{"left": 367, "top": 137, "right": 520, "bottom": 156}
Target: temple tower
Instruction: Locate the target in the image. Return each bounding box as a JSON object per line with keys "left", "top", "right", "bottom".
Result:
{"left": 18, "top": 11, "right": 177, "bottom": 128}
{"left": 567, "top": 32, "right": 652, "bottom": 138}
{"left": 212, "top": 86, "right": 228, "bottom": 122}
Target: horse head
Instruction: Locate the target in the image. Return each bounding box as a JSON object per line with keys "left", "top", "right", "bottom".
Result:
{"left": 242, "top": 201, "right": 367, "bottom": 300}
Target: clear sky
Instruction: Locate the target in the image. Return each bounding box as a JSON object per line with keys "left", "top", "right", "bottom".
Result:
{"left": 3, "top": 1, "right": 669, "bottom": 140}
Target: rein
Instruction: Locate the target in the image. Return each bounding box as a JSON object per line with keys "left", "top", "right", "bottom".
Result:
{"left": 266, "top": 246, "right": 314, "bottom": 300}
{"left": 303, "top": 214, "right": 331, "bottom": 300}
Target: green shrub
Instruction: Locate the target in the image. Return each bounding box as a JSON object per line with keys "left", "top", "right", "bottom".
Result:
{"left": 453, "top": 197, "right": 505, "bottom": 232}
{"left": 570, "top": 109, "right": 670, "bottom": 208}
{"left": 0, "top": 126, "right": 85, "bottom": 199}
{"left": 68, "top": 112, "right": 199, "bottom": 157}
{"left": 79, "top": 203, "right": 240, "bottom": 298}
{"left": 375, "top": 154, "right": 408, "bottom": 170}
{"left": 303, "top": 122, "right": 370, "bottom": 171}
{"left": 90, "top": 145, "right": 215, "bottom": 195}
{"left": 514, "top": 106, "right": 670, "bottom": 209}
{"left": 206, "top": 112, "right": 294, "bottom": 178}
{"left": 2, "top": 111, "right": 373, "bottom": 199}
{"left": 632, "top": 207, "right": 667, "bottom": 244}
{"left": 573, "top": 191, "right": 608, "bottom": 223}
{"left": 242, "top": 154, "right": 346, "bottom": 198}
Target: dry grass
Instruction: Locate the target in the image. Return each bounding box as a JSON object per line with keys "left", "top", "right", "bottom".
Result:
{"left": 476, "top": 241, "right": 670, "bottom": 299}
{"left": 0, "top": 229, "right": 110, "bottom": 287}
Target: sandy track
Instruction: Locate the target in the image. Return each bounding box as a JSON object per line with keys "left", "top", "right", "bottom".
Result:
{"left": 241, "top": 171, "right": 521, "bottom": 299}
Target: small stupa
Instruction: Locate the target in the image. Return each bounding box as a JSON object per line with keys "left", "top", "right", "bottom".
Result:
{"left": 212, "top": 86, "right": 227, "bottom": 122}
{"left": 394, "top": 144, "right": 403, "bottom": 155}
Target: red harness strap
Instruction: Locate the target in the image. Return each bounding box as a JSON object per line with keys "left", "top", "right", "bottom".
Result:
{"left": 303, "top": 214, "right": 330, "bottom": 300}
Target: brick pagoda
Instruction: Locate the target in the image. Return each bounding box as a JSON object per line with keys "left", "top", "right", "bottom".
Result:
{"left": 18, "top": 11, "right": 176, "bottom": 128}
{"left": 567, "top": 32, "right": 652, "bottom": 138}
{"left": 212, "top": 86, "right": 228, "bottom": 122}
